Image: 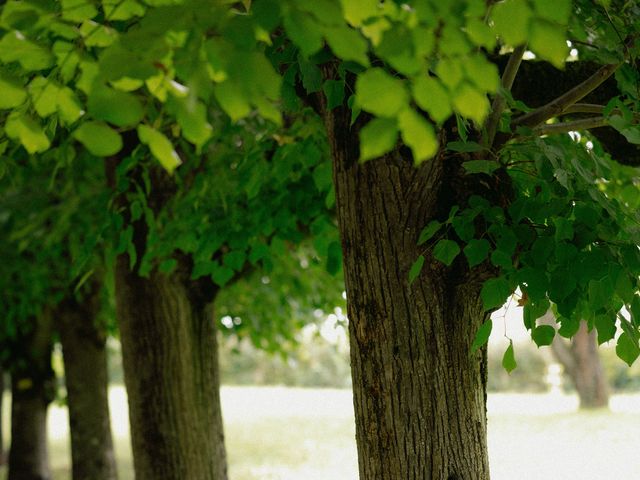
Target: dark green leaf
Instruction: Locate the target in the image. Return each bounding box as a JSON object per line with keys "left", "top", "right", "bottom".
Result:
{"left": 532, "top": 325, "right": 555, "bottom": 347}
{"left": 409, "top": 255, "right": 425, "bottom": 284}
{"left": 471, "top": 319, "right": 492, "bottom": 353}
{"left": 433, "top": 239, "right": 460, "bottom": 266}
{"left": 481, "top": 277, "right": 511, "bottom": 311}
{"left": 464, "top": 239, "right": 490, "bottom": 268}
{"left": 502, "top": 340, "right": 517, "bottom": 373}
{"left": 418, "top": 220, "right": 442, "bottom": 245}
{"left": 616, "top": 332, "right": 640, "bottom": 366}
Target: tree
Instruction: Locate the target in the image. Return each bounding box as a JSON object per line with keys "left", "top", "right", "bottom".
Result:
{"left": 0, "top": 152, "right": 118, "bottom": 480}
{"left": 542, "top": 311, "right": 610, "bottom": 409}
{"left": 2, "top": 1, "right": 639, "bottom": 479}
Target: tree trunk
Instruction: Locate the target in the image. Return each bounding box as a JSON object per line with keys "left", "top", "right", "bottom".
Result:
{"left": 548, "top": 318, "right": 609, "bottom": 409}
{"left": 8, "top": 314, "right": 54, "bottom": 480}
{"left": 56, "top": 286, "right": 118, "bottom": 480}
{"left": 115, "top": 255, "right": 227, "bottom": 480}
{"left": 325, "top": 108, "right": 491, "bottom": 479}
{"left": 1, "top": 369, "right": 6, "bottom": 466}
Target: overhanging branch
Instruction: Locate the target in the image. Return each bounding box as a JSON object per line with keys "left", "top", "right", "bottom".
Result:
{"left": 485, "top": 44, "right": 526, "bottom": 148}
{"left": 512, "top": 62, "right": 622, "bottom": 128}
{"left": 533, "top": 116, "right": 609, "bottom": 136}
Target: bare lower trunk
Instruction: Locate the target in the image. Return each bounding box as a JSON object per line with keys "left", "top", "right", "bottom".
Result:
{"left": 1, "top": 369, "right": 6, "bottom": 466}
{"left": 550, "top": 320, "right": 609, "bottom": 409}
{"left": 115, "top": 255, "right": 227, "bottom": 480}
{"left": 326, "top": 108, "right": 490, "bottom": 479}
{"left": 8, "top": 314, "right": 54, "bottom": 480}
{"left": 57, "top": 288, "right": 118, "bottom": 480}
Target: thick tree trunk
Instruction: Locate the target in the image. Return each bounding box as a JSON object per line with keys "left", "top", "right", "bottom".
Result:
{"left": 325, "top": 108, "right": 491, "bottom": 479}
{"left": 115, "top": 255, "right": 227, "bottom": 480}
{"left": 8, "top": 314, "right": 54, "bottom": 480}
{"left": 548, "top": 318, "right": 609, "bottom": 409}
{"left": 56, "top": 287, "right": 118, "bottom": 480}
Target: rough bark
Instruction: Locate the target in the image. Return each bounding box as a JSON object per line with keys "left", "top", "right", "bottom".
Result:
{"left": 8, "top": 314, "right": 54, "bottom": 480}
{"left": 324, "top": 102, "right": 492, "bottom": 479}
{"left": 115, "top": 254, "right": 227, "bottom": 480}
{"left": 548, "top": 320, "right": 609, "bottom": 409}
{"left": 56, "top": 284, "right": 118, "bottom": 480}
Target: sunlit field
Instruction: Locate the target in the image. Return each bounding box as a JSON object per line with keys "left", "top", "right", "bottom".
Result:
{"left": 3, "top": 387, "right": 640, "bottom": 480}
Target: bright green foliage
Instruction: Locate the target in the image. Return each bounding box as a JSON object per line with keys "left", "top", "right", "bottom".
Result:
{"left": 409, "top": 255, "right": 425, "bottom": 284}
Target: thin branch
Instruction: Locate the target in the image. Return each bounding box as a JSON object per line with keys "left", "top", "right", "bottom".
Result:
{"left": 512, "top": 63, "right": 621, "bottom": 128}
{"left": 484, "top": 44, "right": 527, "bottom": 148}
{"left": 561, "top": 103, "right": 606, "bottom": 115}
{"left": 533, "top": 116, "right": 609, "bottom": 136}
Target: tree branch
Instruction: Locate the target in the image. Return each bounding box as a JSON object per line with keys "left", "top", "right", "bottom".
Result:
{"left": 485, "top": 44, "right": 526, "bottom": 148}
{"left": 533, "top": 116, "right": 609, "bottom": 136}
{"left": 512, "top": 62, "right": 621, "bottom": 128}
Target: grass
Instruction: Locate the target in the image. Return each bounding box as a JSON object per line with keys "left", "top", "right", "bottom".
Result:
{"left": 3, "top": 387, "right": 640, "bottom": 479}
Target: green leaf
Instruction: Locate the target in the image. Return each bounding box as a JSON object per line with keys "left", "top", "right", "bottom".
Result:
{"left": 529, "top": 20, "right": 568, "bottom": 69}
{"left": 502, "top": 340, "right": 517, "bottom": 373}
{"left": 557, "top": 316, "right": 580, "bottom": 338}
{"left": 359, "top": 117, "right": 398, "bottom": 161}
{"left": 73, "top": 121, "right": 123, "bottom": 156}
{"left": 158, "top": 258, "right": 177, "bottom": 274}
{"left": 481, "top": 276, "right": 511, "bottom": 311}
{"left": 409, "top": 255, "right": 425, "bottom": 284}
{"left": 452, "top": 83, "right": 490, "bottom": 124}
{"left": 398, "top": 108, "right": 438, "bottom": 163}
{"left": 341, "top": 0, "right": 378, "bottom": 26}
{"left": 471, "top": 319, "right": 492, "bottom": 353}
{"left": 418, "top": 220, "right": 442, "bottom": 245}
{"left": 447, "top": 141, "right": 484, "bottom": 153}
{"left": 355, "top": 68, "right": 409, "bottom": 117}
{"left": 532, "top": 325, "right": 555, "bottom": 346}
{"left": 62, "top": 0, "right": 98, "bottom": 22}
{"left": 433, "top": 239, "right": 460, "bottom": 266}
{"left": 0, "top": 73, "right": 27, "bottom": 109}
{"left": 283, "top": 10, "right": 323, "bottom": 57}
{"left": 616, "top": 332, "right": 640, "bottom": 366}
{"left": 103, "top": 0, "right": 145, "bottom": 20}
{"left": 213, "top": 81, "right": 251, "bottom": 122}
{"left": 212, "top": 264, "right": 235, "bottom": 287}
{"left": 4, "top": 113, "right": 50, "bottom": 153}
{"left": 464, "top": 239, "right": 490, "bottom": 267}
{"left": 412, "top": 75, "right": 452, "bottom": 124}
{"left": 324, "top": 25, "right": 369, "bottom": 66}
{"left": 323, "top": 80, "right": 345, "bottom": 110}
{"left": 491, "top": 0, "right": 532, "bottom": 46}
{"left": 88, "top": 85, "right": 144, "bottom": 127}
{"left": 531, "top": 0, "right": 572, "bottom": 25}
{"left": 0, "top": 31, "right": 54, "bottom": 71}
{"left": 463, "top": 54, "right": 500, "bottom": 93}
{"left": 595, "top": 314, "right": 616, "bottom": 345}
{"left": 463, "top": 160, "right": 500, "bottom": 174}
{"left": 137, "top": 125, "right": 182, "bottom": 173}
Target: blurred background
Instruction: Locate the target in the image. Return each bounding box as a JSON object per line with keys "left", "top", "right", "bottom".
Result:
{"left": 3, "top": 299, "right": 640, "bottom": 480}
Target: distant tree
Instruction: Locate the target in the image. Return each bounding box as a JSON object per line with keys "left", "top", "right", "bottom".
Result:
{"left": 542, "top": 312, "right": 610, "bottom": 408}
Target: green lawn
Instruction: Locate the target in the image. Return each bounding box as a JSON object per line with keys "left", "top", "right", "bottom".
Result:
{"left": 3, "top": 387, "right": 640, "bottom": 479}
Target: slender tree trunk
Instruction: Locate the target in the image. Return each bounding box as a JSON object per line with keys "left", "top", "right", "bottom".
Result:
{"left": 1, "top": 368, "right": 6, "bottom": 466}
{"left": 548, "top": 318, "right": 609, "bottom": 409}
{"left": 8, "top": 314, "right": 54, "bottom": 480}
{"left": 56, "top": 285, "right": 118, "bottom": 480}
{"left": 115, "top": 255, "right": 227, "bottom": 480}
{"left": 324, "top": 107, "right": 491, "bottom": 479}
